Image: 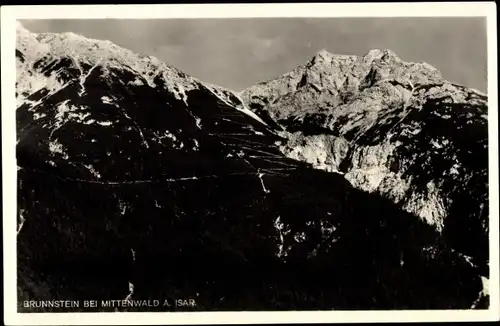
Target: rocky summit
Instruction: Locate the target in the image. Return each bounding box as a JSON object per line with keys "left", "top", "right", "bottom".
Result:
{"left": 16, "top": 23, "right": 489, "bottom": 311}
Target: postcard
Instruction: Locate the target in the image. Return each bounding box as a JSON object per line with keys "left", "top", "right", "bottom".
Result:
{"left": 2, "top": 2, "right": 498, "bottom": 325}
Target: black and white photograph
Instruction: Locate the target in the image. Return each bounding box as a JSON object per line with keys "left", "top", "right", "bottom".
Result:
{"left": 2, "top": 3, "right": 499, "bottom": 325}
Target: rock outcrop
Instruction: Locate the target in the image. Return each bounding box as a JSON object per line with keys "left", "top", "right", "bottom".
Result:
{"left": 16, "top": 24, "right": 489, "bottom": 311}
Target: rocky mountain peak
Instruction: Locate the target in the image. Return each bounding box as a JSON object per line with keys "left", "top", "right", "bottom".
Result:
{"left": 364, "top": 48, "right": 384, "bottom": 59}
{"left": 306, "top": 48, "right": 357, "bottom": 68}
{"left": 306, "top": 48, "right": 403, "bottom": 70}
{"left": 15, "top": 23, "right": 206, "bottom": 109}
{"left": 240, "top": 42, "right": 489, "bottom": 295}
{"left": 309, "top": 49, "right": 335, "bottom": 63}
{"left": 241, "top": 45, "right": 448, "bottom": 126}
{"left": 362, "top": 48, "right": 401, "bottom": 63}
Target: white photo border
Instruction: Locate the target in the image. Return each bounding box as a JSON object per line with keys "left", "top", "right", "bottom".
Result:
{"left": 2, "top": 2, "right": 498, "bottom": 325}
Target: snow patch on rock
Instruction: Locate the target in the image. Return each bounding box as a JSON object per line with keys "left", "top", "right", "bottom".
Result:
{"left": 53, "top": 100, "right": 91, "bottom": 128}
{"left": 16, "top": 71, "right": 66, "bottom": 107}
{"left": 101, "top": 96, "right": 113, "bottom": 104}
{"left": 48, "top": 138, "right": 69, "bottom": 160}
{"left": 83, "top": 164, "right": 102, "bottom": 179}
{"left": 96, "top": 121, "right": 113, "bottom": 126}
{"left": 273, "top": 216, "right": 291, "bottom": 259}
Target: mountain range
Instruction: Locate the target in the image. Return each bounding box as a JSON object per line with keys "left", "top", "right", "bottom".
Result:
{"left": 15, "top": 22, "right": 489, "bottom": 311}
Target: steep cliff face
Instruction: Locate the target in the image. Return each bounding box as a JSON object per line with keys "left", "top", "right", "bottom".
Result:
{"left": 16, "top": 24, "right": 488, "bottom": 311}
{"left": 241, "top": 49, "right": 489, "bottom": 275}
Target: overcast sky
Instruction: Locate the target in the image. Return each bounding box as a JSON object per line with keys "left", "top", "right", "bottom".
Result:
{"left": 20, "top": 18, "right": 487, "bottom": 92}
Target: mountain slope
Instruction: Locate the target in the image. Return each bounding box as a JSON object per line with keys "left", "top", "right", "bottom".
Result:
{"left": 16, "top": 24, "right": 488, "bottom": 311}
{"left": 241, "top": 49, "right": 489, "bottom": 273}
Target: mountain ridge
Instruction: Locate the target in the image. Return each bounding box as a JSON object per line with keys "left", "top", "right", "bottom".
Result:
{"left": 249, "top": 47, "right": 487, "bottom": 95}
{"left": 17, "top": 21, "right": 486, "bottom": 97}
{"left": 17, "top": 21, "right": 267, "bottom": 127}
{"left": 15, "top": 22, "right": 490, "bottom": 311}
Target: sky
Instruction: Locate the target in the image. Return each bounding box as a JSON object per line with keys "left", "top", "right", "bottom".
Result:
{"left": 20, "top": 18, "right": 487, "bottom": 92}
